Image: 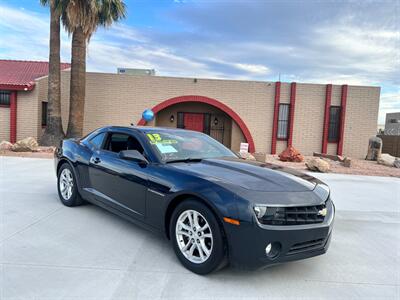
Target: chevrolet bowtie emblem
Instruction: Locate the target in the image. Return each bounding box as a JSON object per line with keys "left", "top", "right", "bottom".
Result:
{"left": 318, "top": 208, "right": 327, "bottom": 217}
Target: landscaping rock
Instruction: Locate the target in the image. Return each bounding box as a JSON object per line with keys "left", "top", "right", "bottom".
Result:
{"left": 252, "top": 152, "right": 267, "bottom": 162}
{"left": 342, "top": 157, "right": 352, "bottom": 168}
{"left": 279, "top": 146, "right": 304, "bottom": 162}
{"left": 0, "top": 141, "right": 13, "bottom": 151}
{"left": 11, "top": 137, "right": 39, "bottom": 152}
{"left": 305, "top": 157, "right": 330, "bottom": 172}
{"left": 32, "top": 146, "right": 56, "bottom": 153}
{"left": 313, "top": 152, "right": 345, "bottom": 162}
{"left": 366, "top": 136, "right": 382, "bottom": 161}
{"left": 377, "top": 153, "right": 396, "bottom": 167}
{"left": 239, "top": 152, "right": 256, "bottom": 160}
{"left": 394, "top": 159, "right": 400, "bottom": 168}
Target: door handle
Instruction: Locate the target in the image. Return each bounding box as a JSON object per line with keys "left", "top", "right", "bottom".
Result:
{"left": 92, "top": 157, "right": 101, "bottom": 164}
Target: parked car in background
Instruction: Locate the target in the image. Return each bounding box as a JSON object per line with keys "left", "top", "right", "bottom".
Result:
{"left": 55, "top": 126, "right": 334, "bottom": 274}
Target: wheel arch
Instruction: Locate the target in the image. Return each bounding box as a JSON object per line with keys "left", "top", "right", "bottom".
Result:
{"left": 56, "top": 158, "right": 71, "bottom": 175}
{"left": 56, "top": 158, "right": 82, "bottom": 191}
{"left": 164, "top": 193, "right": 226, "bottom": 241}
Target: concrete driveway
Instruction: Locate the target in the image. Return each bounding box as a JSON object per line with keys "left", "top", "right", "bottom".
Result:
{"left": 0, "top": 156, "right": 399, "bottom": 300}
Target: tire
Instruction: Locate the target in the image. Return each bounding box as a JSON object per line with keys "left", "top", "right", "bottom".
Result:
{"left": 170, "top": 199, "right": 227, "bottom": 274}
{"left": 57, "top": 163, "right": 84, "bottom": 207}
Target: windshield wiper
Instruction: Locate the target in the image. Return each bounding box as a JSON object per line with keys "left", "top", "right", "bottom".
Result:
{"left": 166, "top": 158, "right": 203, "bottom": 164}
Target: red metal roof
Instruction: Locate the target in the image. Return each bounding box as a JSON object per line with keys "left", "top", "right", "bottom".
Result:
{"left": 0, "top": 59, "right": 70, "bottom": 91}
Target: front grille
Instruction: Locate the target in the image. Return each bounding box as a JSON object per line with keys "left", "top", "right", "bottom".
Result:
{"left": 258, "top": 203, "right": 326, "bottom": 226}
{"left": 287, "top": 238, "right": 325, "bottom": 255}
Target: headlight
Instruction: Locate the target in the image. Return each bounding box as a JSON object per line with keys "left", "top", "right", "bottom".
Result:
{"left": 253, "top": 205, "right": 268, "bottom": 219}
{"left": 314, "top": 184, "right": 330, "bottom": 201}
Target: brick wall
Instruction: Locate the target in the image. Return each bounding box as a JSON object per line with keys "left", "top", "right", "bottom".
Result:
{"left": 57, "top": 72, "right": 275, "bottom": 153}
{"left": 16, "top": 87, "right": 41, "bottom": 141}
{"left": 343, "top": 86, "right": 380, "bottom": 158}
{"left": 31, "top": 72, "right": 380, "bottom": 158}
{"left": 292, "top": 83, "right": 326, "bottom": 155}
{"left": 0, "top": 107, "right": 10, "bottom": 141}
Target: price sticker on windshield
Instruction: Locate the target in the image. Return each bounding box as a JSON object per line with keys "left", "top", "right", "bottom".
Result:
{"left": 147, "top": 133, "right": 162, "bottom": 143}
{"left": 156, "top": 143, "right": 178, "bottom": 153}
{"left": 147, "top": 133, "right": 178, "bottom": 145}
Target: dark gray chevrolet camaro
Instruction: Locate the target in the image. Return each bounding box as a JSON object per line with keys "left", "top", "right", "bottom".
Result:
{"left": 55, "top": 126, "right": 334, "bottom": 274}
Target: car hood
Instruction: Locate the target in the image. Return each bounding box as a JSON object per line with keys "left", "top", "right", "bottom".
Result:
{"left": 169, "top": 157, "right": 322, "bottom": 193}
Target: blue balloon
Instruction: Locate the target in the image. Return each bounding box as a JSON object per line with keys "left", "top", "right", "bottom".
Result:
{"left": 142, "top": 109, "right": 154, "bottom": 122}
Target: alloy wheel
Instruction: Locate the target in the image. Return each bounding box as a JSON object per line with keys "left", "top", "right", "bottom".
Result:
{"left": 59, "top": 168, "right": 74, "bottom": 200}
{"left": 175, "top": 209, "right": 213, "bottom": 264}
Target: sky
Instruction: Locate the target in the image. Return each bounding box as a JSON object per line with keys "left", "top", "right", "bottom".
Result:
{"left": 0, "top": 0, "right": 398, "bottom": 124}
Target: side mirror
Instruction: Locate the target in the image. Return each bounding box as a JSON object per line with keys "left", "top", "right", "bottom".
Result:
{"left": 119, "top": 150, "right": 148, "bottom": 164}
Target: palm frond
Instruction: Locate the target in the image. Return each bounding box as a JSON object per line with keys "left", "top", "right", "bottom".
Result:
{"left": 59, "top": 0, "right": 126, "bottom": 41}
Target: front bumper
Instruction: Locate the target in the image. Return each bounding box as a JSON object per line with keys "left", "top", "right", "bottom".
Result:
{"left": 224, "top": 199, "right": 335, "bottom": 270}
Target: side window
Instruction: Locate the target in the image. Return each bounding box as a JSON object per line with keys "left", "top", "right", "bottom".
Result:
{"left": 0, "top": 91, "right": 10, "bottom": 106}
{"left": 328, "top": 106, "right": 341, "bottom": 142}
{"left": 41, "top": 101, "right": 48, "bottom": 127}
{"left": 104, "top": 133, "right": 144, "bottom": 154}
{"left": 89, "top": 132, "right": 106, "bottom": 149}
{"left": 277, "top": 103, "right": 290, "bottom": 140}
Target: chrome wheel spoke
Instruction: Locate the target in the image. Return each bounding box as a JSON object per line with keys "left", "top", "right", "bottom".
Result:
{"left": 193, "top": 211, "right": 200, "bottom": 228}
{"left": 187, "top": 211, "right": 194, "bottom": 228}
{"left": 197, "top": 243, "right": 205, "bottom": 261}
{"left": 189, "top": 243, "right": 196, "bottom": 256}
{"left": 177, "top": 221, "right": 191, "bottom": 232}
{"left": 199, "top": 224, "right": 209, "bottom": 233}
{"left": 200, "top": 239, "right": 210, "bottom": 256}
{"left": 182, "top": 241, "right": 192, "bottom": 252}
{"left": 177, "top": 230, "right": 190, "bottom": 237}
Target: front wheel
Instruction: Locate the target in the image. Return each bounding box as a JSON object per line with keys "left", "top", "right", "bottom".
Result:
{"left": 57, "top": 163, "right": 83, "bottom": 207}
{"left": 170, "top": 199, "right": 227, "bottom": 274}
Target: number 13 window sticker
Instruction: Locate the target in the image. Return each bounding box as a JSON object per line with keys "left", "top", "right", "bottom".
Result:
{"left": 147, "top": 133, "right": 178, "bottom": 154}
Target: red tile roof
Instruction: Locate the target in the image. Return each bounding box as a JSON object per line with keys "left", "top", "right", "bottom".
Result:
{"left": 0, "top": 59, "right": 70, "bottom": 91}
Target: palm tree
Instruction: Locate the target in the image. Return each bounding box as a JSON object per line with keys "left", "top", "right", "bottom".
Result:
{"left": 61, "top": 0, "right": 126, "bottom": 138}
{"left": 40, "top": 0, "right": 65, "bottom": 146}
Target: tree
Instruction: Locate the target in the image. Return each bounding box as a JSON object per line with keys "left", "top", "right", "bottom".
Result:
{"left": 62, "top": 0, "right": 126, "bottom": 138}
{"left": 40, "top": 0, "right": 65, "bottom": 146}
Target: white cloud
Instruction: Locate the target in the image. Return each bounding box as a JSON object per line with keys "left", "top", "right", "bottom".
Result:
{"left": 232, "top": 63, "right": 269, "bottom": 75}
{"left": 0, "top": 5, "right": 71, "bottom": 62}
{"left": 311, "top": 22, "right": 399, "bottom": 81}
{"left": 0, "top": 2, "right": 399, "bottom": 127}
{"left": 378, "top": 91, "right": 400, "bottom": 124}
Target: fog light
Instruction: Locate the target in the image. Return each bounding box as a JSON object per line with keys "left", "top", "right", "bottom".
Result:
{"left": 265, "top": 243, "right": 272, "bottom": 255}
{"left": 265, "top": 242, "right": 281, "bottom": 259}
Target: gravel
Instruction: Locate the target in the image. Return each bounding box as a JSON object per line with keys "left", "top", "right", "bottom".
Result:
{"left": 1, "top": 150, "right": 399, "bottom": 177}
{"left": 264, "top": 155, "right": 400, "bottom": 178}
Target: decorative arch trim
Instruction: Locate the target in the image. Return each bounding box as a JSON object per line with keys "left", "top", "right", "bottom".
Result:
{"left": 137, "top": 95, "right": 256, "bottom": 152}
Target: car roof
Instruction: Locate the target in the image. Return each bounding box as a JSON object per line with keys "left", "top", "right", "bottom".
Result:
{"left": 101, "top": 125, "right": 193, "bottom": 134}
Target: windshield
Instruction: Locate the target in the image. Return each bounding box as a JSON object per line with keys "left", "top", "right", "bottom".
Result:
{"left": 144, "top": 130, "right": 237, "bottom": 162}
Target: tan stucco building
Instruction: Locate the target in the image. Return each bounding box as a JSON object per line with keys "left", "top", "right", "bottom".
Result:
{"left": 1, "top": 60, "right": 381, "bottom": 158}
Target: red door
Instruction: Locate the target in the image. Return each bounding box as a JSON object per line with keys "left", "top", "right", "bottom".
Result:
{"left": 183, "top": 113, "right": 204, "bottom": 132}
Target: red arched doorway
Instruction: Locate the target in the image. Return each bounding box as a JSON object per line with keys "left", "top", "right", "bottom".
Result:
{"left": 137, "top": 95, "right": 255, "bottom": 152}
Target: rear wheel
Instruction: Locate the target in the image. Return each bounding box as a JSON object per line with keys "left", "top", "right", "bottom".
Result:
{"left": 170, "top": 199, "right": 227, "bottom": 274}
{"left": 57, "top": 163, "right": 83, "bottom": 207}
